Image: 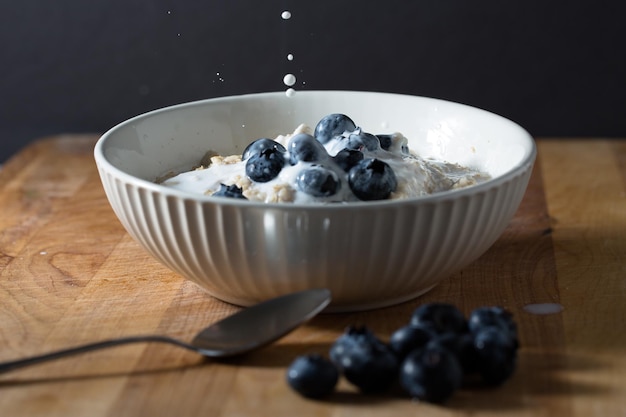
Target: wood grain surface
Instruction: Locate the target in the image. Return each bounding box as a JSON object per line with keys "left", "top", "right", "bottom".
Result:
{"left": 0, "top": 136, "right": 625, "bottom": 416}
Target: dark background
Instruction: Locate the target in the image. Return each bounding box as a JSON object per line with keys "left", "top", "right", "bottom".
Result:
{"left": 1, "top": 0, "right": 625, "bottom": 162}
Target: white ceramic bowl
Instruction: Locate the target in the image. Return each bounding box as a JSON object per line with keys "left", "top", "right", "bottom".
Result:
{"left": 94, "top": 91, "right": 535, "bottom": 312}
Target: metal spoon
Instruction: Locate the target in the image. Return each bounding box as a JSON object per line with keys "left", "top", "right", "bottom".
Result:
{"left": 0, "top": 288, "right": 331, "bottom": 373}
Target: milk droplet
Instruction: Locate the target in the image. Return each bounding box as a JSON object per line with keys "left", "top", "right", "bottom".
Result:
{"left": 285, "top": 88, "right": 296, "bottom": 97}
{"left": 287, "top": 53, "right": 294, "bottom": 61}
{"left": 523, "top": 303, "right": 564, "bottom": 315}
{"left": 283, "top": 73, "right": 296, "bottom": 86}
{"left": 281, "top": 11, "right": 291, "bottom": 19}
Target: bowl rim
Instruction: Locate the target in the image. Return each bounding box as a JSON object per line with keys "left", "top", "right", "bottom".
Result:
{"left": 94, "top": 90, "right": 537, "bottom": 210}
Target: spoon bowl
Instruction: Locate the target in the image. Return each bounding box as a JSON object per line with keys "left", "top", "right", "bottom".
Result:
{"left": 0, "top": 288, "right": 331, "bottom": 374}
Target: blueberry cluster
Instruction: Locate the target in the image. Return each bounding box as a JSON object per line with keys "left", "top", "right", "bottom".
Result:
{"left": 235, "top": 114, "right": 404, "bottom": 201}
{"left": 286, "top": 303, "right": 519, "bottom": 403}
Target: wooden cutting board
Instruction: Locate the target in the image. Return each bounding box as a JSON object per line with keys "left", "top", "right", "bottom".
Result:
{"left": 0, "top": 135, "right": 625, "bottom": 416}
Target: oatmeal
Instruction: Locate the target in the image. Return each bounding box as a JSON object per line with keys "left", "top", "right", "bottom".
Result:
{"left": 159, "top": 114, "right": 490, "bottom": 203}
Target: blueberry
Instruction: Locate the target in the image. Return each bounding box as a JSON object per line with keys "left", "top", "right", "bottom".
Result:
{"left": 296, "top": 166, "right": 340, "bottom": 197}
{"left": 329, "top": 326, "right": 399, "bottom": 393}
{"left": 376, "top": 134, "right": 393, "bottom": 151}
{"left": 472, "top": 326, "right": 518, "bottom": 385}
{"left": 245, "top": 148, "right": 285, "bottom": 182}
{"left": 329, "top": 325, "right": 388, "bottom": 364}
{"left": 376, "top": 133, "right": 410, "bottom": 154}
{"left": 348, "top": 158, "right": 397, "bottom": 201}
{"left": 211, "top": 183, "right": 247, "bottom": 199}
{"left": 286, "top": 354, "right": 339, "bottom": 398}
{"left": 346, "top": 130, "right": 380, "bottom": 152}
{"left": 314, "top": 113, "right": 357, "bottom": 144}
{"left": 389, "top": 324, "right": 434, "bottom": 360}
{"left": 468, "top": 306, "right": 518, "bottom": 342}
{"left": 287, "top": 133, "right": 328, "bottom": 165}
{"left": 400, "top": 345, "right": 463, "bottom": 403}
{"left": 333, "top": 148, "right": 364, "bottom": 172}
{"left": 410, "top": 303, "right": 468, "bottom": 335}
{"left": 242, "top": 138, "right": 286, "bottom": 160}
{"left": 427, "top": 331, "right": 479, "bottom": 374}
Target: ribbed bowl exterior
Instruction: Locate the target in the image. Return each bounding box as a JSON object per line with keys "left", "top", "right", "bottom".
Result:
{"left": 98, "top": 162, "right": 532, "bottom": 312}
{"left": 95, "top": 91, "right": 536, "bottom": 312}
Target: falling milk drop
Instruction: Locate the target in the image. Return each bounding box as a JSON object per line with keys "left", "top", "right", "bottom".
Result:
{"left": 283, "top": 74, "right": 296, "bottom": 97}
{"left": 281, "top": 11, "right": 295, "bottom": 97}
{"left": 283, "top": 73, "right": 296, "bottom": 87}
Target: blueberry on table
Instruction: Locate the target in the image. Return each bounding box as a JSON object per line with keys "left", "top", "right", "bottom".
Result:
{"left": 346, "top": 130, "right": 380, "bottom": 152}
{"left": 427, "top": 331, "right": 479, "bottom": 374}
{"left": 245, "top": 148, "right": 285, "bottom": 182}
{"left": 211, "top": 183, "right": 247, "bottom": 199}
{"left": 333, "top": 148, "right": 364, "bottom": 172}
{"left": 472, "top": 326, "right": 518, "bottom": 385}
{"left": 287, "top": 133, "right": 328, "bottom": 165}
{"left": 314, "top": 113, "right": 357, "bottom": 144}
{"left": 296, "top": 166, "right": 340, "bottom": 197}
{"left": 340, "top": 345, "right": 398, "bottom": 394}
{"left": 389, "top": 324, "right": 434, "bottom": 360}
{"left": 400, "top": 345, "right": 463, "bottom": 403}
{"left": 348, "top": 158, "right": 397, "bottom": 201}
{"left": 329, "top": 325, "right": 387, "bottom": 365}
{"left": 329, "top": 325, "right": 399, "bottom": 393}
{"left": 410, "top": 303, "right": 468, "bottom": 335}
{"left": 286, "top": 354, "right": 339, "bottom": 398}
{"left": 242, "top": 138, "right": 286, "bottom": 160}
{"left": 468, "top": 306, "right": 518, "bottom": 342}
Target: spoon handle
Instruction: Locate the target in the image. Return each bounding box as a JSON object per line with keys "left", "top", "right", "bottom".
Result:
{"left": 0, "top": 335, "right": 198, "bottom": 373}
